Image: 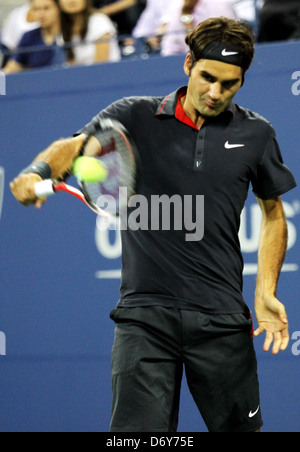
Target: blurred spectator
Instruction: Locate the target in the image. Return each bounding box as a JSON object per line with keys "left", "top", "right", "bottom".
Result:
{"left": 0, "top": 10, "right": 3, "bottom": 67}
{"left": 4, "top": 0, "right": 63, "bottom": 74}
{"left": 232, "top": 0, "right": 264, "bottom": 27}
{"left": 93, "top": 0, "right": 145, "bottom": 35}
{"left": 292, "top": 20, "right": 300, "bottom": 39}
{"left": 58, "top": 0, "right": 121, "bottom": 64}
{"left": 161, "top": 0, "right": 237, "bottom": 57}
{"left": 1, "top": 1, "right": 39, "bottom": 51}
{"left": 257, "top": 0, "right": 300, "bottom": 42}
{"left": 132, "top": 0, "right": 173, "bottom": 53}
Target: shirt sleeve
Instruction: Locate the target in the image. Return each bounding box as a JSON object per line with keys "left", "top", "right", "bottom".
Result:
{"left": 74, "top": 98, "right": 135, "bottom": 137}
{"left": 251, "top": 131, "right": 297, "bottom": 200}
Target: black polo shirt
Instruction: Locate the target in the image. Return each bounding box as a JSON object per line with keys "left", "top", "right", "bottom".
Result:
{"left": 78, "top": 87, "right": 297, "bottom": 314}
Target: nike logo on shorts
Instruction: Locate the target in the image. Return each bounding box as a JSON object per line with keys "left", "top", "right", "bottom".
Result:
{"left": 248, "top": 405, "right": 260, "bottom": 418}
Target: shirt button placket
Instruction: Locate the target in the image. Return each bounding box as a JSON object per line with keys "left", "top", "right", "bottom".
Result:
{"left": 193, "top": 128, "right": 206, "bottom": 171}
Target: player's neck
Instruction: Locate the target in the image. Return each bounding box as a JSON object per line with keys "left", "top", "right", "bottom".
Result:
{"left": 180, "top": 94, "right": 206, "bottom": 130}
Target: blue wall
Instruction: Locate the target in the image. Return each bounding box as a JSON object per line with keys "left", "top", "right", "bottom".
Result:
{"left": 0, "top": 41, "right": 300, "bottom": 432}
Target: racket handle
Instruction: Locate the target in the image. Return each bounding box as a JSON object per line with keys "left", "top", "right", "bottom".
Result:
{"left": 34, "top": 179, "right": 55, "bottom": 198}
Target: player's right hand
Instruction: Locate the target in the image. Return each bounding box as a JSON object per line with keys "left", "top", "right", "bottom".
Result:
{"left": 10, "top": 173, "right": 47, "bottom": 209}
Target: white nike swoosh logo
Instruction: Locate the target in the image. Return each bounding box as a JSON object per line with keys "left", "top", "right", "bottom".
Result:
{"left": 249, "top": 406, "right": 260, "bottom": 418}
{"left": 222, "top": 49, "right": 239, "bottom": 57}
{"left": 224, "top": 141, "right": 245, "bottom": 149}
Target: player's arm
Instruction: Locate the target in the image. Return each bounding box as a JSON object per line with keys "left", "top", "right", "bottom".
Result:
{"left": 10, "top": 134, "right": 101, "bottom": 208}
{"left": 254, "top": 196, "right": 289, "bottom": 354}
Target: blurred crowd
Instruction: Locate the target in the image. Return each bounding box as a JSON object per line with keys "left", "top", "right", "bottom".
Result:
{"left": 0, "top": 0, "right": 300, "bottom": 73}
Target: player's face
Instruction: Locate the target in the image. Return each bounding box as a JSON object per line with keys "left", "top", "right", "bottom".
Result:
{"left": 184, "top": 55, "right": 243, "bottom": 118}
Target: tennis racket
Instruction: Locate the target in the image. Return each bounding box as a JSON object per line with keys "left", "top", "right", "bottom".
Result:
{"left": 34, "top": 119, "right": 138, "bottom": 218}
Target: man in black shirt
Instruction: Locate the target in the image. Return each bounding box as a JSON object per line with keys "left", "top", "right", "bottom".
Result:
{"left": 10, "top": 17, "right": 297, "bottom": 432}
{"left": 258, "top": 0, "right": 300, "bottom": 42}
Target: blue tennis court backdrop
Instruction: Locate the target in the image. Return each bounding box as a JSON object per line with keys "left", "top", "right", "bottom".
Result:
{"left": 0, "top": 41, "right": 300, "bottom": 432}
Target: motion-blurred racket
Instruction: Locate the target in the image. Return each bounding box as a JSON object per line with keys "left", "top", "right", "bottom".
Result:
{"left": 34, "top": 119, "right": 138, "bottom": 218}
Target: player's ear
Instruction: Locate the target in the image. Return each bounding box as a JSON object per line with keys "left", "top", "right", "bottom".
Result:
{"left": 184, "top": 53, "right": 193, "bottom": 77}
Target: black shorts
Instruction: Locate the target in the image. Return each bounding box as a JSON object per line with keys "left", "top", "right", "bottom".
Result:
{"left": 110, "top": 306, "right": 263, "bottom": 433}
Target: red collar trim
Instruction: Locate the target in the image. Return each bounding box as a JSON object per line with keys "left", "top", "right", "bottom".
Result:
{"left": 175, "top": 91, "right": 199, "bottom": 131}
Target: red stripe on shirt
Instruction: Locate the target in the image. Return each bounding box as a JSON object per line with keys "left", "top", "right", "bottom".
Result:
{"left": 157, "top": 94, "right": 171, "bottom": 115}
{"left": 175, "top": 91, "right": 199, "bottom": 131}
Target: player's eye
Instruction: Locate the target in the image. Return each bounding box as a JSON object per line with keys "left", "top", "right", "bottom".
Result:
{"left": 222, "top": 80, "right": 239, "bottom": 90}
{"left": 201, "top": 72, "right": 216, "bottom": 84}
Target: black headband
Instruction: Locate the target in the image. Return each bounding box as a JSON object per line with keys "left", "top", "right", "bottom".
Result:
{"left": 198, "top": 41, "right": 245, "bottom": 68}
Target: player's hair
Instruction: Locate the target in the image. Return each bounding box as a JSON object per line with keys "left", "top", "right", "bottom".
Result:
{"left": 185, "top": 17, "right": 255, "bottom": 75}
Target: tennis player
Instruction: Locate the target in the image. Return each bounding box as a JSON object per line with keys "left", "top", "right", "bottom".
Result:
{"left": 10, "top": 17, "right": 297, "bottom": 432}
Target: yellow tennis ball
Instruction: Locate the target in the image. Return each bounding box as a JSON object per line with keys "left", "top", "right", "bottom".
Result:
{"left": 73, "top": 156, "right": 108, "bottom": 183}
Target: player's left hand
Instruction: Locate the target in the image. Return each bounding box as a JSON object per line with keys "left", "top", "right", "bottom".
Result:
{"left": 254, "top": 296, "right": 289, "bottom": 355}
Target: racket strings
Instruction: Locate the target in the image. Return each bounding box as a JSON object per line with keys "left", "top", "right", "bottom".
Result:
{"left": 82, "top": 127, "right": 137, "bottom": 215}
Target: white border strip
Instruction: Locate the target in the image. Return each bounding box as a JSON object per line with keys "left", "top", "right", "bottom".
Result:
{"left": 0, "top": 167, "right": 5, "bottom": 220}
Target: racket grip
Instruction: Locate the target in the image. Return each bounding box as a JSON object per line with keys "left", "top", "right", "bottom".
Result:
{"left": 34, "top": 180, "right": 55, "bottom": 198}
